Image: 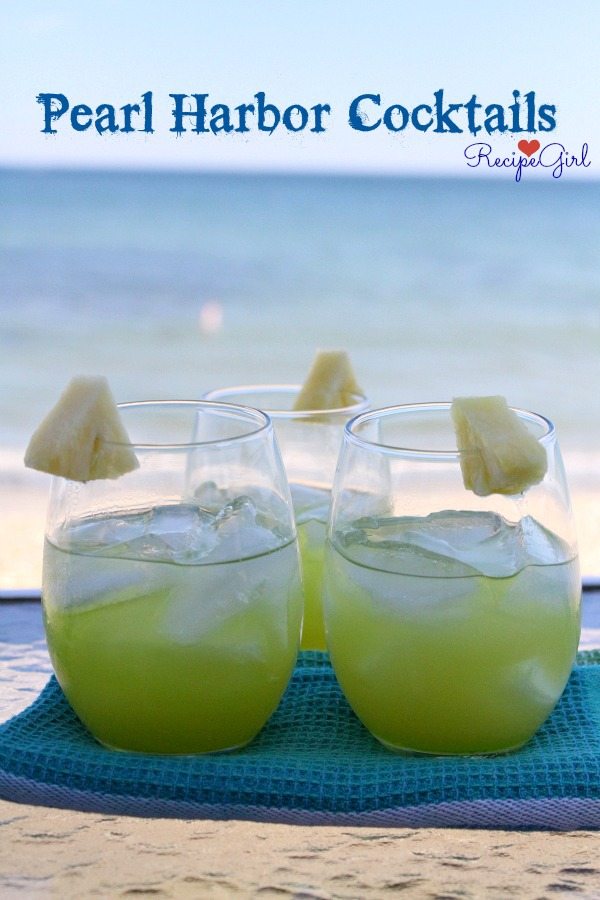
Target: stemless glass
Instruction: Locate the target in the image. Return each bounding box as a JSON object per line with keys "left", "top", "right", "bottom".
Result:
{"left": 204, "top": 385, "right": 369, "bottom": 650}
{"left": 42, "top": 401, "right": 303, "bottom": 754}
{"left": 324, "top": 402, "right": 581, "bottom": 755}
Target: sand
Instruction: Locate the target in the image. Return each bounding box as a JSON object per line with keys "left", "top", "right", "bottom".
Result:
{"left": 1, "top": 800, "right": 599, "bottom": 898}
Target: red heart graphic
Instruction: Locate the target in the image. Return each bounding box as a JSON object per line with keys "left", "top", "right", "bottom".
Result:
{"left": 518, "top": 139, "right": 540, "bottom": 157}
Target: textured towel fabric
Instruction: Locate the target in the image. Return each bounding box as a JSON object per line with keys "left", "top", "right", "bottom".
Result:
{"left": 0, "top": 651, "right": 599, "bottom": 829}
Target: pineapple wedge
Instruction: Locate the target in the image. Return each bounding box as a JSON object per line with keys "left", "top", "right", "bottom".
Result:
{"left": 293, "top": 350, "right": 362, "bottom": 411}
{"left": 451, "top": 395, "right": 547, "bottom": 497}
{"left": 25, "top": 376, "right": 138, "bottom": 482}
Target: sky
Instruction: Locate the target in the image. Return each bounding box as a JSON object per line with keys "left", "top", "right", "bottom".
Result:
{"left": 1, "top": 1, "right": 598, "bottom": 175}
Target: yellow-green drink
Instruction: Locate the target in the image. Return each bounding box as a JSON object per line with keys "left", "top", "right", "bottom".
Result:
{"left": 43, "top": 504, "right": 303, "bottom": 754}
{"left": 325, "top": 510, "right": 580, "bottom": 755}
{"left": 291, "top": 484, "right": 330, "bottom": 650}
{"left": 202, "top": 386, "right": 369, "bottom": 651}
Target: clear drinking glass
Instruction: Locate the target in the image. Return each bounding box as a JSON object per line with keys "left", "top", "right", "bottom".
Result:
{"left": 203, "top": 385, "right": 369, "bottom": 650}
{"left": 324, "top": 402, "right": 581, "bottom": 755}
{"left": 42, "top": 401, "right": 303, "bottom": 754}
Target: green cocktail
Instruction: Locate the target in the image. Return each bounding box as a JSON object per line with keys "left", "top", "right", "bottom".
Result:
{"left": 40, "top": 400, "right": 303, "bottom": 754}
{"left": 44, "top": 509, "right": 302, "bottom": 754}
{"left": 292, "top": 484, "right": 330, "bottom": 650}
{"left": 202, "top": 386, "right": 369, "bottom": 651}
{"left": 324, "top": 402, "right": 581, "bottom": 755}
{"left": 325, "top": 511, "right": 580, "bottom": 755}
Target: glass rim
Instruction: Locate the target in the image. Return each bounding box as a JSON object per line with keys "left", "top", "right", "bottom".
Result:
{"left": 345, "top": 401, "right": 555, "bottom": 459}
{"left": 203, "top": 384, "right": 369, "bottom": 419}
{"left": 107, "top": 399, "right": 272, "bottom": 450}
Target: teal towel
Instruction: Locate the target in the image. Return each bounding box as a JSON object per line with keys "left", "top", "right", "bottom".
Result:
{"left": 1, "top": 652, "right": 599, "bottom": 829}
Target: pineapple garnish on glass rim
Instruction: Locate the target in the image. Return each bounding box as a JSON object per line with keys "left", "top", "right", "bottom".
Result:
{"left": 293, "top": 350, "right": 362, "bottom": 411}
{"left": 451, "top": 395, "right": 548, "bottom": 497}
{"left": 25, "top": 376, "right": 138, "bottom": 482}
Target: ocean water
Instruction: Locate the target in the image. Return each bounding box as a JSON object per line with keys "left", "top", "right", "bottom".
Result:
{"left": 1, "top": 169, "right": 600, "bottom": 581}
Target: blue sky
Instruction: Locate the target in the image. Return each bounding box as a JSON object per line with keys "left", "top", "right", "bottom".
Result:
{"left": 1, "top": 1, "right": 598, "bottom": 173}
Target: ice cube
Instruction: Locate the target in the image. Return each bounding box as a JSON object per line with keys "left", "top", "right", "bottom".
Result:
{"left": 153, "top": 564, "right": 230, "bottom": 642}
{"left": 336, "top": 509, "right": 572, "bottom": 580}
{"left": 157, "top": 546, "right": 297, "bottom": 644}
{"left": 338, "top": 519, "right": 479, "bottom": 578}
{"left": 399, "top": 511, "right": 519, "bottom": 578}
{"left": 215, "top": 495, "right": 257, "bottom": 527}
{"left": 405, "top": 510, "right": 505, "bottom": 550}
{"left": 62, "top": 498, "right": 288, "bottom": 569}
{"left": 398, "top": 511, "right": 561, "bottom": 578}
{"left": 89, "top": 505, "right": 219, "bottom": 564}
{"left": 48, "top": 543, "right": 167, "bottom": 610}
{"left": 75, "top": 567, "right": 162, "bottom": 609}
{"left": 62, "top": 510, "right": 153, "bottom": 554}
{"left": 326, "top": 540, "right": 481, "bottom": 619}
{"left": 193, "top": 480, "right": 230, "bottom": 513}
{"left": 208, "top": 495, "right": 281, "bottom": 562}
{"left": 144, "top": 504, "right": 219, "bottom": 563}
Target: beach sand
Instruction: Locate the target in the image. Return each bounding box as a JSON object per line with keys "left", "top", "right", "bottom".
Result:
{"left": 1, "top": 800, "right": 599, "bottom": 898}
